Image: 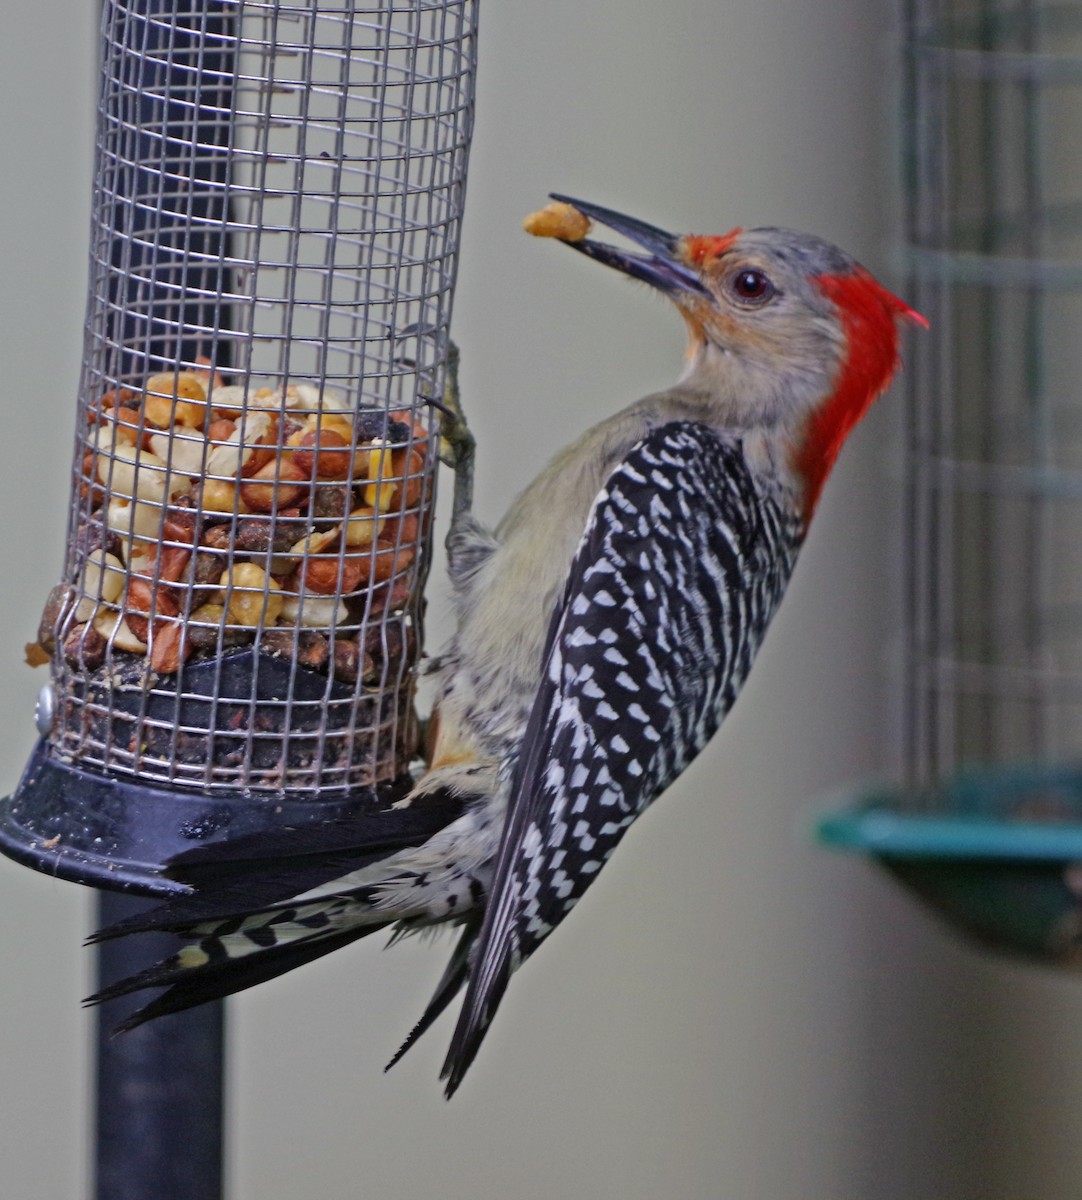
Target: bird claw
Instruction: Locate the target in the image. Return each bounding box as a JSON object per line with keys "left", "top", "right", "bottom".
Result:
{"left": 435, "top": 342, "right": 475, "bottom": 472}
{"left": 427, "top": 340, "right": 476, "bottom": 526}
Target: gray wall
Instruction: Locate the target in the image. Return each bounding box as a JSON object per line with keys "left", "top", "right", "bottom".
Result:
{"left": 2, "top": 3, "right": 1074, "bottom": 1198}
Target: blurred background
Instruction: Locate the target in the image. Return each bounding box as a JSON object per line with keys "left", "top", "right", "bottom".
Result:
{"left": 3, "top": 2, "right": 1082, "bottom": 1198}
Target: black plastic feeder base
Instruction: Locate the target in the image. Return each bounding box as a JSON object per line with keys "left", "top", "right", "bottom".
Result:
{"left": 0, "top": 739, "right": 412, "bottom": 896}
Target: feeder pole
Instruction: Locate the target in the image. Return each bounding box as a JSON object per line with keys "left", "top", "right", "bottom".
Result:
{"left": 95, "top": 895, "right": 224, "bottom": 1200}
{"left": 93, "top": 3, "right": 235, "bottom": 1195}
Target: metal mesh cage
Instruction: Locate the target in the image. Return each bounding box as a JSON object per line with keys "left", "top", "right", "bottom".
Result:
{"left": 35, "top": 0, "right": 477, "bottom": 797}
{"left": 903, "top": 1, "right": 1082, "bottom": 787}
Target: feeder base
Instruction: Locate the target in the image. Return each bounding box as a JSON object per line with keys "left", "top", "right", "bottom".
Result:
{"left": 0, "top": 739, "right": 412, "bottom": 896}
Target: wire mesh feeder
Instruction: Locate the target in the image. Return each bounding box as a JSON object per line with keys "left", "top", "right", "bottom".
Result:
{"left": 0, "top": 0, "right": 478, "bottom": 893}
{"left": 818, "top": 1, "right": 1082, "bottom": 964}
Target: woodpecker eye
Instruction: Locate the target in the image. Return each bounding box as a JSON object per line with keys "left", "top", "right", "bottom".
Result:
{"left": 729, "top": 268, "right": 775, "bottom": 306}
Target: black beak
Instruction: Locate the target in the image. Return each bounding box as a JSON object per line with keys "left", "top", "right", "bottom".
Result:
{"left": 548, "top": 194, "right": 709, "bottom": 298}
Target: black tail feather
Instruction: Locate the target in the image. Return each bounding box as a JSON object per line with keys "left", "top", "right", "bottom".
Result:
{"left": 440, "top": 934, "right": 515, "bottom": 1097}
{"left": 386, "top": 915, "right": 480, "bottom": 1072}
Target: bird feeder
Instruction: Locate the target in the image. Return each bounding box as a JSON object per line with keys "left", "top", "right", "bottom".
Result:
{"left": 1, "top": 0, "right": 478, "bottom": 892}
{"left": 0, "top": 3, "right": 477, "bottom": 1195}
{"left": 818, "top": 2, "right": 1082, "bottom": 964}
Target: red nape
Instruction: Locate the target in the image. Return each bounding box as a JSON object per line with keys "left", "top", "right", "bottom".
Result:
{"left": 793, "top": 269, "right": 925, "bottom": 525}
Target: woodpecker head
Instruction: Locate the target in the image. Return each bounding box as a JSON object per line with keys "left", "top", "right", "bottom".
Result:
{"left": 545, "top": 194, "right": 926, "bottom": 522}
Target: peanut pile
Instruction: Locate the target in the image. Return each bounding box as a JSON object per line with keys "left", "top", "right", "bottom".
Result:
{"left": 38, "top": 363, "right": 427, "bottom": 685}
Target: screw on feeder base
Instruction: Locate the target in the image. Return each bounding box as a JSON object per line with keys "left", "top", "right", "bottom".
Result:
{"left": 34, "top": 684, "right": 54, "bottom": 736}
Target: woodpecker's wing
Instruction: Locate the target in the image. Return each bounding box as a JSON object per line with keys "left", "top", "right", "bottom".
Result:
{"left": 441, "top": 420, "right": 800, "bottom": 1094}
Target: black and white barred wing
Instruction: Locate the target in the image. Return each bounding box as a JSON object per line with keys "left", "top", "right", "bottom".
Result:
{"left": 442, "top": 421, "right": 799, "bottom": 1093}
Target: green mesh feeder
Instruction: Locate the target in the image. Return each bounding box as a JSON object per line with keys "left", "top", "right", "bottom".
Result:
{"left": 818, "top": 4, "right": 1082, "bottom": 963}
{"left": 818, "top": 765, "right": 1082, "bottom": 964}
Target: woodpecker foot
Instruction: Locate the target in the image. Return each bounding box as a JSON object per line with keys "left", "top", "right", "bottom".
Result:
{"left": 437, "top": 342, "right": 473, "bottom": 464}
{"left": 428, "top": 341, "right": 496, "bottom": 581}
{"left": 433, "top": 340, "right": 476, "bottom": 527}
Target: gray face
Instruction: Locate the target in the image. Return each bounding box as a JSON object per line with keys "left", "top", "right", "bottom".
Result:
{"left": 676, "top": 227, "right": 857, "bottom": 340}
{"left": 665, "top": 227, "right": 855, "bottom": 416}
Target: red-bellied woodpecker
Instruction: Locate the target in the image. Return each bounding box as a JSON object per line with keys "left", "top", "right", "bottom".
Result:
{"left": 86, "top": 195, "right": 925, "bottom": 1096}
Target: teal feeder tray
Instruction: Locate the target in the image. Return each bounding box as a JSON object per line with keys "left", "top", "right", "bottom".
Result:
{"left": 817, "top": 764, "right": 1082, "bottom": 966}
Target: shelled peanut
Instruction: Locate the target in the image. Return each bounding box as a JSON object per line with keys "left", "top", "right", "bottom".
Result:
{"left": 37, "top": 365, "right": 429, "bottom": 680}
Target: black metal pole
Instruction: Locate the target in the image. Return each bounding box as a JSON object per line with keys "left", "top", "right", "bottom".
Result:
{"left": 93, "top": 7, "right": 234, "bottom": 1194}
{"left": 95, "top": 891, "right": 225, "bottom": 1200}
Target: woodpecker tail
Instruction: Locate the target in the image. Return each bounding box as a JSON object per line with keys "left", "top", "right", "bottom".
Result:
{"left": 385, "top": 914, "right": 481, "bottom": 1072}
{"left": 84, "top": 796, "right": 465, "bottom": 1032}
